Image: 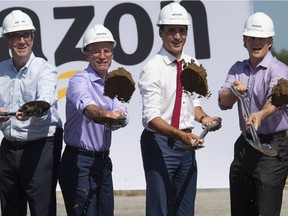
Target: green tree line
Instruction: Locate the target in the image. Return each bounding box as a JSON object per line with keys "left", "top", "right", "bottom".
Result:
{"left": 272, "top": 48, "right": 288, "bottom": 65}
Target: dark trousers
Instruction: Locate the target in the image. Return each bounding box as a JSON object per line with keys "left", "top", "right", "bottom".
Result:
{"left": 230, "top": 134, "right": 288, "bottom": 216}
{"left": 0, "top": 128, "right": 63, "bottom": 216}
{"left": 58, "top": 146, "right": 114, "bottom": 216}
{"left": 140, "top": 129, "right": 197, "bottom": 216}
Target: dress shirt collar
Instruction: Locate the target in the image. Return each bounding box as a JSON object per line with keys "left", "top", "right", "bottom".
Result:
{"left": 258, "top": 51, "right": 273, "bottom": 69}
{"left": 86, "top": 64, "right": 105, "bottom": 83}
{"left": 159, "top": 46, "right": 185, "bottom": 65}
{"left": 246, "top": 51, "right": 273, "bottom": 70}
{"left": 9, "top": 53, "right": 35, "bottom": 72}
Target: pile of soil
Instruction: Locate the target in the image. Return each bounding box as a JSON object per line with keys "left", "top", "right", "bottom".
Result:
{"left": 104, "top": 67, "right": 135, "bottom": 103}
{"left": 180, "top": 59, "right": 210, "bottom": 97}
{"left": 271, "top": 78, "right": 288, "bottom": 107}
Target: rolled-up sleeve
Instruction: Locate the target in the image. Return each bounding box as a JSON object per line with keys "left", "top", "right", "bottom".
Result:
{"left": 138, "top": 63, "right": 163, "bottom": 128}
{"left": 218, "top": 63, "right": 239, "bottom": 110}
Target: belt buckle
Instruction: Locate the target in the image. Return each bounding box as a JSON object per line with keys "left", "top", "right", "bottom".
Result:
{"left": 92, "top": 151, "right": 107, "bottom": 159}
{"left": 90, "top": 151, "right": 95, "bottom": 158}
{"left": 102, "top": 151, "right": 109, "bottom": 159}
{"left": 91, "top": 151, "right": 103, "bottom": 159}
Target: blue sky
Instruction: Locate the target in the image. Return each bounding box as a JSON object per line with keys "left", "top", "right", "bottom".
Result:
{"left": 253, "top": 0, "right": 288, "bottom": 52}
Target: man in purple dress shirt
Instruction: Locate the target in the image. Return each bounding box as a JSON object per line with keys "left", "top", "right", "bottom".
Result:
{"left": 58, "top": 24, "right": 128, "bottom": 216}
{"left": 218, "top": 12, "right": 288, "bottom": 216}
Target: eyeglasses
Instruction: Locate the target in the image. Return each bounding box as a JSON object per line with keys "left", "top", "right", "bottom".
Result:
{"left": 7, "top": 33, "right": 34, "bottom": 42}
{"left": 87, "top": 49, "right": 113, "bottom": 58}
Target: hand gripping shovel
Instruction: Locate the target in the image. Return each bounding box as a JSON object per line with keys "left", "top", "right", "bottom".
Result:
{"left": 230, "top": 84, "right": 277, "bottom": 156}
{"left": 174, "top": 120, "right": 221, "bottom": 152}
{"left": 0, "top": 101, "right": 50, "bottom": 117}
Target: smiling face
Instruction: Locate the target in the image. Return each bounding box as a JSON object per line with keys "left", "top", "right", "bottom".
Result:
{"left": 5, "top": 30, "right": 34, "bottom": 70}
{"left": 159, "top": 25, "right": 187, "bottom": 59}
{"left": 243, "top": 36, "right": 273, "bottom": 68}
{"left": 85, "top": 41, "right": 114, "bottom": 80}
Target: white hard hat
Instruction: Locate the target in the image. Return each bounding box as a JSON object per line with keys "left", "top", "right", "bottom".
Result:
{"left": 243, "top": 12, "right": 275, "bottom": 38}
{"left": 82, "top": 24, "right": 117, "bottom": 53}
{"left": 157, "top": 2, "right": 190, "bottom": 26}
{"left": 2, "top": 10, "right": 36, "bottom": 36}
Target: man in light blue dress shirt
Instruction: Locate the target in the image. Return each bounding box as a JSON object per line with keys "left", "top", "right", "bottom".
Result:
{"left": 0, "top": 10, "right": 63, "bottom": 216}
{"left": 58, "top": 24, "right": 128, "bottom": 216}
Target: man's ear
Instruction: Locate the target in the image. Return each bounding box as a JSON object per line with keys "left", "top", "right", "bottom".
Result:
{"left": 268, "top": 37, "right": 273, "bottom": 48}
{"left": 243, "top": 36, "right": 247, "bottom": 48}
{"left": 159, "top": 29, "right": 162, "bottom": 38}
{"left": 85, "top": 53, "right": 90, "bottom": 61}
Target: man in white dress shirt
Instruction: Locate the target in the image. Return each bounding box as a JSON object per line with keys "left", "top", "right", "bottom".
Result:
{"left": 138, "top": 3, "right": 221, "bottom": 216}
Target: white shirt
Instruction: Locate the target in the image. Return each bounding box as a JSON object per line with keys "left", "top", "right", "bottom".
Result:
{"left": 0, "top": 53, "right": 62, "bottom": 141}
{"left": 138, "top": 46, "right": 201, "bottom": 131}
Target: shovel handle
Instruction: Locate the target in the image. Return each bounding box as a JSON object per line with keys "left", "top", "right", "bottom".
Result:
{"left": 0, "top": 112, "right": 16, "bottom": 116}
{"left": 193, "top": 121, "right": 221, "bottom": 145}
{"left": 230, "top": 84, "right": 277, "bottom": 156}
{"left": 0, "top": 101, "right": 50, "bottom": 118}
{"left": 174, "top": 121, "right": 221, "bottom": 152}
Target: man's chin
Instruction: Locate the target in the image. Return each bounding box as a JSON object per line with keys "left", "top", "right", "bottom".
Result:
{"left": 171, "top": 46, "right": 183, "bottom": 54}
{"left": 15, "top": 50, "right": 29, "bottom": 56}
{"left": 251, "top": 51, "right": 265, "bottom": 58}
{"left": 95, "top": 66, "right": 109, "bottom": 74}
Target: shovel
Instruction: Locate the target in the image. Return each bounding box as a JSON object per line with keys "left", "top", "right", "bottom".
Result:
{"left": 230, "top": 84, "right": 277, "bottom": 156}
{"left": 174, "top": 120, "right": 221, "bottom": 152}
{"left": 0, "top": 101, "right": 50, "bottom": 117}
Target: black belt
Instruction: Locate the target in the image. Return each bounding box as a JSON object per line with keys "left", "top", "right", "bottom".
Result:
{"left": 180, "top": 128, "right": 192, "bottom": 133}
{"left": 66, "top": 145, "right": 109, "bottom": 159}
{"left": 244, "top": 130, "right": 288, "bottom": 140}
{"left": 4, "top": 137, "right": 54, "bottom": 148}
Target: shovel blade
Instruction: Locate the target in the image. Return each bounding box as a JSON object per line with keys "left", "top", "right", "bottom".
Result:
{"left": 246, "top": 138, "right": 277, "bottom": 157}
{"left": 19, "top": 101, "right": 50, "bottom": 116}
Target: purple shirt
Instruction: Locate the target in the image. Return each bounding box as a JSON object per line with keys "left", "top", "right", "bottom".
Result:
{"left": 64, "top": 65, "right": 128, "bottom": 152}
{"left": 218, "top": 51, "right": 288, "bottom": 134}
